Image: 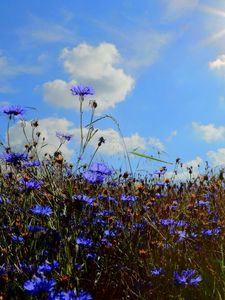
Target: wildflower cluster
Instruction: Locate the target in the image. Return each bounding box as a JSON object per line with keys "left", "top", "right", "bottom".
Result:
{"left": 0, "top": 90, "right": 225, "bottom": 299}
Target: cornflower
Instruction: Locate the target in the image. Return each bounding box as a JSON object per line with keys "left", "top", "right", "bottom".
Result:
{"left": 0, "top": 105, "right": 25, "bottom": 118}
{"left": 23, "top": 276, "right": 56, "bottom": 296}
{"left": 56, "top": 131, "right": 73, "bottom": 142}
{"left": 70, "top": 85, "right": 94, "bottom": 97}
{"left": 30, "top": 205, "right": 53, "bottom": 216}
{"left": 174, "top": 269, "right": 202, "bottom": 286}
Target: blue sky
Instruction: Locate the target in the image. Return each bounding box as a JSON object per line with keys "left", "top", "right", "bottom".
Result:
{"left": 1, "top": 0, "right": 225, "bottom": 177}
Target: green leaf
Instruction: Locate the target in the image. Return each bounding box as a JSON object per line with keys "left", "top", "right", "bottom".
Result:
{"left": 129, "top": 151, "right": 173, "bottom": 165}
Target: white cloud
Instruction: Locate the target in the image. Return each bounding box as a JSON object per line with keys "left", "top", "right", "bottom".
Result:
{"left": 8, "top": 118, "right": 75, "bottom": 161}
{"left": 148, "top": 137, "right": 165, "bottom": 151}
{"left": 209, "top": 55, "right": 225, "bottom": 70}
{"left": 192, "top": 122, "right": 225, "bottom": 142}
{"left": 166, "top": 130, "right": 178, "bottom": 142}
{"left": 71, "top": 127, "right": 147, "bottom": 156}
{"left": 207, "top": 148, "right": 225, "bottom": 167}
{"left": 163, "top": 0, "right": 199, "bottom": 19}
{"left": 43, "top": 43, "right": 135, "bottom": 113}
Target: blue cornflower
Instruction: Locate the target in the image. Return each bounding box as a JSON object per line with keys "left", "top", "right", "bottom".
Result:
{"left": 24, "top": 160, "right": 40, "bottom": 168}
{"left": 121, "top": 194, "right": 138, "bottom": 202}
{"left": 160, "top": 219, "right": 174, "bottom": 226}
{"left": 1, "top": 152, "right": 28, "bottom": 166}
{"left": 72, "top": 194, "right": 95, "bottom": 205}
{"left": 37, "top": 260, "right": 59, "bottom": 274}
{"left": 11, "top": 234, "right": 24, "bottom": 243}
{"left": 70, "top": 85, "right": 94, "bottom": 97}
{"left": 56, "top": 131, "right": 73, "bottom": 142}
{"left": 30, "top": 205, "right": 53, "bottom": 216}
{"left": 76, "top": 237, "right": 93, "bottom": 247}
{"left": 177, "top": 230, "right": 187, "bottom": 241}
{"left": 20, "top": 178, "right": 43, "bottom": 190}
{"left": 0, "top": 105, "right": 25, "bottom": 118}
{"left": 74, "top": 290, "right": 93, "bottom": 300}
{"left": 89, "top": 162, "right": 112, "bottom": 176}
{"left": 196, "top": 200, "right": 210, "bottom": 207}
{"left": 202, "top": 228, "right": 221, "bottom": 236}
{"left": 150, "top": 267, "right": 165, "bottom": 276}
{"left": 27, "top": 225, "right": 45, "bottom": 233}
{"left": 174, "top": 269, "right": 202, "bottom": 286}
{"left": 23, "top": 276, "right": 56, "bottom": 296}
{"left": 83, "top": 171, "right": 105, "bottom": 184}
{"left": 49, "top": 289, "right": 76, "bottom": 300}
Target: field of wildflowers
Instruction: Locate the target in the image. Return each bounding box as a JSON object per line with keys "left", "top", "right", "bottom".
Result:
{"left": 0, "top": 86, "right": 225, "bottom": 299}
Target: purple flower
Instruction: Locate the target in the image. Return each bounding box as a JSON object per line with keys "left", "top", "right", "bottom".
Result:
{"left": 23, "top": 160, "right": 40, "bottom": 168}
{"left": 202, "top": 228, "right": 221, "bottom": 236}
{"left": 20, "top": 178, "right": 43, "bottom": 190}
{"left": 27, "top": 225, "right": 45, "bottom": 233}
{"left": 70, "top": 85, "right": 94, "bottom": 97}
{"left": 56, "top": 131, "right": 73, "bottom": 142}
{"left": 89, "top": 162, "right": 112, "bottom": 176}
{"left": 11, "top": 234, "right": 24, "bottom": 243}
{"left": 150, "top": 267, "right": 165, "bottom": 276}
{"left": 30, "top": 205, "right": 53, "bottom": 216}
{"left": 174, "top": 269, "right": 202, "bottom": 286}
{"left": 37, "top": 260, "right": 59, "bottom": 274}
{"left": 50, "top": 289, "right": 92, "bottom": 300}
{"left": 76, "top": 237, "right": 93, "bottom": 247}
{"left": 23, "top": 276, "right": 56, "bottom": 296}
{"left": 1, "top": 152, "right": 28, "bottom": 166}
{"left": 0, "top": 105, "right": 25, "bottom": 118}
{"left": 121, "top": 194, "right": 138, "bottom": 202}
{"left": 160, "top": 219, "right": 174, "bottom": 226}
{"left": 72, "top": 194, "right": 95, "bottom": 205}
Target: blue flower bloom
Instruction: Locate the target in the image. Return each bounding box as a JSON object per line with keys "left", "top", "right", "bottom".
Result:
{"left": 0, "top": 105, "right": 25, "bottom": 118}
{"left": 83, "top": 171, "right": 105, "bottom": 184}
{"left": 24, "top": 160, "right": 40, "bottom": 168}
{"left": 23, "top": 276, "right": 56, "bottom": 295}
{"left": 160, "top": 219, "right": 174, "bottom": 226}
{"left": 27, "top": 225, "right": 45, "bottom": 233}
{"left": 174, "top": 269, "right": 202, "bottom": 286}
{"left": 202, "top": 228, "right": 221, "bottom": 236}
{"left": 50, "top": 288, "right": 92, "bottom": 300}
{"left": 20, "top": 178, "right": 43, "bottom": 190}
{"left": 76, "top": 237, "right": 93, "bottom": 247}
{"left": 83, "top": 162, "right": 112, "bottom": 184}
{"left": 30, "top": 205, "right": 53, "bottom": 216}
{"left": 1, "top": 152, "right": 28, "bottom": 166}
{"left": 11, "top": 234, "right": 24, "bottom": 243}
{"left": 89, "top": 162, "right": 112, "bottom": 176}
{"left": 56, "top": 131, "right": 73, "bottom": 142}
{"left": 121, "top": 194, "right": 138, "bottom": 202}
{"left": 37, "top": 260, "right": 59, "bottom": 274}
{"left": 150, "top": 267, "right": 165, "bottom": 276}
{"left": 72, "top": 194, "right": 95, "bottom": 205}
{"left": 70, "top": 85, "right": 94, "bottom": 97}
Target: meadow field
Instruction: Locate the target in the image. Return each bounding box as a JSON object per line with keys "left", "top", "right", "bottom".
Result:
{"left": 0, "top": 86, "right": 225, "bottom": 300}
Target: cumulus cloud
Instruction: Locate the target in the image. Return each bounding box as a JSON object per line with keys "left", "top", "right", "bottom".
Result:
{"left": 192, "top": 122, "right": 225, "bottom": 142}
{"left": 42, "top": 43, "right": 134, "bottom": 113}
{"left": 8, "top": 118, "right": 75, "bottom": 161}
{"left": 209, "top": 55, "right": 225, "bottom": 70}
{"left": 148, "top": 137, "right": 165, "bottom": 151}
{"left": 207, "top": 148, "right": 225, "bottom": 167}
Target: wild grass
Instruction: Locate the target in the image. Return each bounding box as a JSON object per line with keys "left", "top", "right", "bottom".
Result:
{"left": 0, "top": 88, "right": 225, "bottom": 299}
